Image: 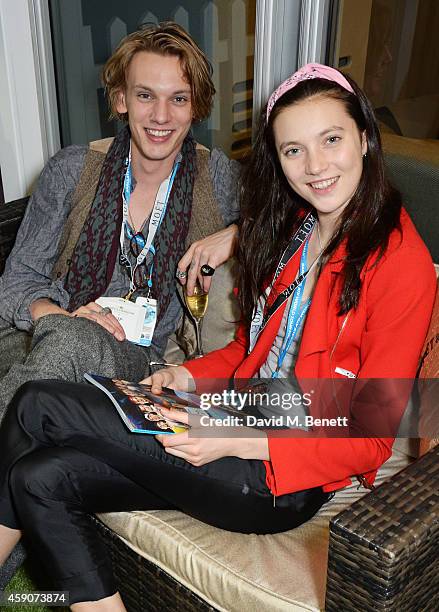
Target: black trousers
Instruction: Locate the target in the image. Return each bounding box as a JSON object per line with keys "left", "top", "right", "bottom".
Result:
{"left": 0, "top": 381, "right": 330, "bottom": 604}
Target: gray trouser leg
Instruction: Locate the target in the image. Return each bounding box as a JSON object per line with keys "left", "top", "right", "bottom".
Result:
{"left": 0, "top": 314, "right": 156, "bottom": 421}
{"left": 0, "top": 541, "right": 27, "bottom": 591}
{"left": 0, "top": 327, "right": 32, "bottom": 378}
{"left": 0, "top": 330, "right": 31, "bottom": 588}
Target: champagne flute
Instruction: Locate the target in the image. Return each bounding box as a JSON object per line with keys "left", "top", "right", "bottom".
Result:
{"left": 184, "top": 279, "right": 208, "bottom": 357}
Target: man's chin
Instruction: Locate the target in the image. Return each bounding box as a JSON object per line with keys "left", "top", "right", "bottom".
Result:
{"left": 137, "top": 145, "right": 178, "bottom": 163}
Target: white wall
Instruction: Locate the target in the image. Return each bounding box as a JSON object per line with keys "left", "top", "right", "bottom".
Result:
{"left": 0, "top": 0, "right": 59, "bottom": 201}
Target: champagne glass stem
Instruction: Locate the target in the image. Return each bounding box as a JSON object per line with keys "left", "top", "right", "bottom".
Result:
{"left": 193, "top": 318, "right": 204, "bottom": 358}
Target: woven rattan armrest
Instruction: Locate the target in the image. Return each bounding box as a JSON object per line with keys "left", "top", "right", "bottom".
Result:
{"left": 0, "top": 197, "right": 29, "bottom": 274}
{"left": 326, "top": 445, "right": 439, "bottom": 612}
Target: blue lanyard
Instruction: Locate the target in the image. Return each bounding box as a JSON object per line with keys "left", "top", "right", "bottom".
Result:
{"left": 272, "top": 239, "right": 311, "bottom": 378}
{"left": 121, "top": 153, "right": 180, "bottom": 294}
{"left": 123, "top": 159, "right": 178, "bottom": 243}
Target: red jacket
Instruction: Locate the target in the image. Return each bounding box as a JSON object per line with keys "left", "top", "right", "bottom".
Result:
{"left": 186, "top": 210, "right": 436, "bottom": 496}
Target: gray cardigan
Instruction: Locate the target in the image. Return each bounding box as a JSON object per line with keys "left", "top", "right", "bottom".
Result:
{"left": 0, "top": 145, "right": 240, "bottom": 357}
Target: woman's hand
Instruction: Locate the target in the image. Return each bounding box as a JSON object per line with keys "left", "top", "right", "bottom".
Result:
{"left": 156, "top": 407, "right": 270, "bottom": 466}
{"left": 142, "top": 366, "right": 195, "bottom": 394}
{"left": 177, "top": 224, "right": 238, "bottom": 294}
{"left": 71, "top": 302, "right": 126, "bottom": 341}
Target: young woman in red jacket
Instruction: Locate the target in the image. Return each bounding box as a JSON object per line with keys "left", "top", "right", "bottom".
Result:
{"left": 0, "top": 65, "right": 435, "bottom": 608}
{"left": 150, "top": 63, "right": 436, "bottom": 495}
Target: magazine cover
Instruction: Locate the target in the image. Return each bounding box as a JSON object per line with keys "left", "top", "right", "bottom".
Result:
{"left": 84, "top": 373, "right": 206, "bottom": 434}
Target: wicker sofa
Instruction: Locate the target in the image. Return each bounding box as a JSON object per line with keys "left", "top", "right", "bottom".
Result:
{"left": 0, "top": 134, "right": 438, "bottom": 611}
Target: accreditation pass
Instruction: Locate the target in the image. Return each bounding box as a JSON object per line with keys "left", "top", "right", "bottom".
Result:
{"left": 96, "top": 297, "right": 157, "bottom": 346}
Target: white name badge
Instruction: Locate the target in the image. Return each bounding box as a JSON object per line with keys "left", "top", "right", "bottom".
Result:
{"left": 95, "top": 297, "right": 155, "bottom": 345}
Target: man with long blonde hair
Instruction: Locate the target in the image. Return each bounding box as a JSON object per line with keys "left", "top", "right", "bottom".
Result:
{"left": 0, "top": 22, "right": 238, "bottom": 417}
{"left": 0, "top": 23, "right": 238, "bottom": 589}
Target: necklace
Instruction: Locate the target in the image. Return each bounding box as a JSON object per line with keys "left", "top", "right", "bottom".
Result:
{"left": 128, "top": 206, "right": 150, "bottom": 236}
{"left": 127, "top": 208, "right": 137, "bottom": 233}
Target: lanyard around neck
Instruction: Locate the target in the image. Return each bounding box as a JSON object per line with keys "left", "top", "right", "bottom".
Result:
{"left": 119, "top": 146, "right": 181, "bottom": 295}
{"left": 249, "top": 212, "right": 316, "bottom": 352}
{"left": 271, "top": 238, "right": 311, "bottom": 378}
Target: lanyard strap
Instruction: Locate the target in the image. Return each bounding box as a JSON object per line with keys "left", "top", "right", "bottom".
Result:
{"left": 119, "top": 148, "right": 181, "bottom": 293}
{"left": 249, "top": 213, "right": 316, "bottom": 351}
{"left": 272, "top": 239, "right": 311, "bottom": 378}
{"left": 271, "top": 212, "right": 316, "bottom": 283}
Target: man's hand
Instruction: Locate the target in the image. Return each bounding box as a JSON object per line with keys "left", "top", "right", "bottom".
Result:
{"left": 29, "top": 298, "right": 68, "bottom": 321}
{"left": 177, "top": 224, "right": 238, "bottom": 295}
{"left": 142, "top": 366, "right": 195, "bottom": 394}
{"left": 72, "top": 302, "right": 126, "bottom": 341}
{"left": 156, "top": 407, "right": 270, "bottom": 466}
{"left": 30, "top": 298, "right": 126, "bottom": 341}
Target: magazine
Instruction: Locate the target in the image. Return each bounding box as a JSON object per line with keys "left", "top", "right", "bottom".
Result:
{"left": 84, "top": 373, "right": 207, "bottom": 434}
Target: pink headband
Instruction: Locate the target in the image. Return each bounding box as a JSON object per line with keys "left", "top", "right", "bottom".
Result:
{"left": 266, "top": 63, "right": 355, "bottom": 121}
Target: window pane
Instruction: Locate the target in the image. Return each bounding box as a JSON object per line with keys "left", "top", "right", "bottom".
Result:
{"left": 331, "top": 0, "right": 439, "bottom": 139}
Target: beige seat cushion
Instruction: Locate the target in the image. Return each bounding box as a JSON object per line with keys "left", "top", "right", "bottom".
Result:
{"left": 99, "top": 448, "right": 411, "bottom": 612}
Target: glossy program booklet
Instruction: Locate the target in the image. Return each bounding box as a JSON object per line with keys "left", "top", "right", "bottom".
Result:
{"left": 84, "top": 373, "right": 206, "bottom": 434}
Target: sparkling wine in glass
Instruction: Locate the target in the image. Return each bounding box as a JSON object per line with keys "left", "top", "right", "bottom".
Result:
{"left": 184, "top": 280, "right": 208, "bottom": 357}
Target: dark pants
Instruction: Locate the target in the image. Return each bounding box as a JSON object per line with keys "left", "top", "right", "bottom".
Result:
{"left": 0, "top": 380, "right": 330, "bottom": 604}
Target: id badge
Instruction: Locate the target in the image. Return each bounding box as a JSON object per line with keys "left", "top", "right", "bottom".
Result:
{"left": 96, "top": 297, "right": 145, "bottom": 343}
{"left": 135, "top": 297, "right": 157, "bottom": 346}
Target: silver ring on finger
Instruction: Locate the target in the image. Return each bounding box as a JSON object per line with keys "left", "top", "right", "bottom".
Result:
{"left": 100, "top": 306, "right": 112, "bottom": 316}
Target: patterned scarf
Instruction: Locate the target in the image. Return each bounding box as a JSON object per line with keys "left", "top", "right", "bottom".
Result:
{"left": 65, "top": 125, "right": 196, "bottom": 325}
